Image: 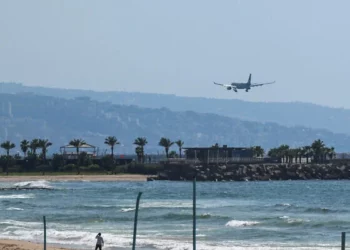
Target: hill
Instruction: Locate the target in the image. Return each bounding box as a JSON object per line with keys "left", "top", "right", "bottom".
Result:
{"left": 1, "top": 82, "right": 350, "bottom": 135}
{"left": 1, "top": 92, "right": 350, "bottom": 154}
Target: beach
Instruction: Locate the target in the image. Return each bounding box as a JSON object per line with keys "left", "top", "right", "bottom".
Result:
{"left": 0, "top": 174, "right": 150, "bottom": 182}
{"left": 0, "top": 239, "right": 70, "bottom": 250}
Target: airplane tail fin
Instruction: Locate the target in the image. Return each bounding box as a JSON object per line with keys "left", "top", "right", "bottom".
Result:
{"left": 247, "top": 74, "right": 251, "bottom": 85}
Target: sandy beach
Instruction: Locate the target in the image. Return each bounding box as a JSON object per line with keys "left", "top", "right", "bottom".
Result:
{"left": 0, "top": 174, "right": 151, "bottom": 182}
{"left": 0, "top": 239, "right": 72, "bottom": 250}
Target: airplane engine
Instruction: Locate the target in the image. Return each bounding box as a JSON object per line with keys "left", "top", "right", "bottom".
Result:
{"left": 227, "top": 86, "right": 232, "bottom": 90}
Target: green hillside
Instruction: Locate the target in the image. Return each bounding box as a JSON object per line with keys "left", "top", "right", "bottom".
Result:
{"left": 1, "top": 92, "right": 350, "bottom": 154}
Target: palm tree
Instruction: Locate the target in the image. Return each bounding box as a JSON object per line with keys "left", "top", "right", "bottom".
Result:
{"left": 38, "top": 139, "right": 52, "bottom": 162}
{"left": 311, "top": 139, "right": 325, "bottom": 163}
{"left": 30, "top": 139, "right": 40, "bottom": 155}
{"left": 133, "top": 137, "right": 147, "bottom": 163}
{"left": 251, "top": 146, "right": 265, "bottom": 158}
{"left": 69, "top": 139, "right": 86, "bottom": 154}
{"left": 175, "top": 140, "right": 184, "bottom": 158}
{"left": 278, "top": 144, "right": 290, "bottom": 163}
{"left": 303, "top": 146, "right": 313, "bottom": 164}
{"left": 159, "top": 137, "right": 174, "bottom": 158}
{"left": 20, "top": 139, "right": 30, "bottom": 157}
{"left": 1, "top": 141, "right": 16, "bottom": 156}
{"left": 104, "top": 136, "right": 120, "bottom": 158}
{"left": 267, "top": 147, "right": 278, "bottom": 159}
{"left": 327, "top": 147, "right": 336, "bottom": 160}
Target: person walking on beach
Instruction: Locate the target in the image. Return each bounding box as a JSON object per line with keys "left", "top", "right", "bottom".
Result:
{"left": 95, "top": 232, "right": 104, "bottom": 250}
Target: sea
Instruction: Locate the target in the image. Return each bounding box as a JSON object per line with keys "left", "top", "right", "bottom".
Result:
{"left": 0, "top": 179, "right": 349, "bottom": 249}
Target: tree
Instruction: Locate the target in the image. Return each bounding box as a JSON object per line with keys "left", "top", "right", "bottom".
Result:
{"left": 303, "top": 146, "right": 313, "bottom": 164}
{"left": 175, "top": 140, "right": 184, "bottom": 158}
{"left": 311, "top": 139, "right": 325, "bottom": 163}
{"left": 133, "top": 137, "right": 147, "bottom": 163}
{"left": 1, "top": 141, "right": 16, "bottom": 156}
{"left": 169, "top": 150, "right": 178, "bottom": 158}
{"left": 278, "top": 145, "right": 290, "bottom": 163}
{"left": 20, "top": 140, "right": 30, "bottom": 157}
{"left": 251, "top": 146, "right": 265, "bottom": 158}
{"left": 38, "top": 139, "right": 52, "bottom": 162}
{"left": 30, "top": 139, "right": 40, "bottom": 155}
{"left": 104, "top": 136, "right": 120, "bottom": 158}
{"left": 159, "top": 137, "right": 174, "bottom": 158}
{"left": 69, "top": 139, "right": 86, "bottom": 154}
{"left": 327, "top": 147, "right": 336, "bottom": 160}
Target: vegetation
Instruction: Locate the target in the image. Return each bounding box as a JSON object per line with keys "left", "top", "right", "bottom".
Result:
{"left": 69, "top": 139, "right": 86, "bottom": 154}
{"left": 175, "top": 140, "right": 184, "bottom": 158}
{"left": 1, "top": 141, "right": 16, "bottom": 156}
{"left": 158, "top": 137, "right": 174, "bottom": 158}
{"left": 267, "top": 139, "right": 335, "bottom": 163}
{"left": 0, "top": 135, "right": 339, "bottom": 175}
{"left": 104, "top": 136, "right": 120, "bottom": 158}
{"left": 133, "top": 137, "right": 148, "bottom": 163}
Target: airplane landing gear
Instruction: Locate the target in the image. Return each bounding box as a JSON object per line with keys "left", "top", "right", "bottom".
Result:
{"left": 246, "top": 89, "right": 249, "bottom": 92}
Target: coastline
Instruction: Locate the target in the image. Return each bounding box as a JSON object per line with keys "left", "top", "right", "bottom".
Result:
{"left": 0, "top": 174, "right": 151, "bottom": 182}
{"left": 0, "top": 239, "right": 72, "bottom": 250}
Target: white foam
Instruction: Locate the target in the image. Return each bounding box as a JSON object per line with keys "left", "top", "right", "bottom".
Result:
{"left": 0, "top": 226, "right": 340, "bottom": 250}
{"left": 225, "top": 220, "right": 260, "bottom": 227}
{"left": 279, "top": 216, "right": 310, "bottom": 224}
{"left": 140, "top": 200, "right": 192, "bottom": 209}
{"left": 13, "top": 180, "right": 53, "bottom": 189}
{"left": 0, "top": 194, "right": 34, "bottom": 199}
{"left": 121, "top": 208, "right": 135, "bottom": 212}
{"left": 6, "top": 207, "right": 24, "bottom": 211}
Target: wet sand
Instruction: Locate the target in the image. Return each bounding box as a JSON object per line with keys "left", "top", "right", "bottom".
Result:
{"left": 0, "top": 239, "right": 72, "bottom": 250}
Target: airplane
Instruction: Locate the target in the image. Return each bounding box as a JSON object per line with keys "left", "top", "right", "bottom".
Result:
{"left": 213, "top": 74, "right": 275, "bottom": 92}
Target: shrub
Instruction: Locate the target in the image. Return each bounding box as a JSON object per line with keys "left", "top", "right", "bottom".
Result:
{"left": 127, "top": 163, "right": 163, "bottom": 174}
{"left": 80, "top": 164, "right": 101, "bottom": 172}
{"left": 60, "top": 164, "right": 76, "bottom": 172}
{"left": 99, "top": 155, "right": 115, "bottom": 171}
{"left": 52, "top": 154, "right": 64, "bottom": 171}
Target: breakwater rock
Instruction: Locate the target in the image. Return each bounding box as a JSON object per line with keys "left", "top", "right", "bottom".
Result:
{"left": 155, "top": 163, "right": 350, "bottom": 181}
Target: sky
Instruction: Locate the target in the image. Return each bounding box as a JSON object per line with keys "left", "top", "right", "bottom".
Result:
{"left": 1, "top": 0, "right": 350, "bottom": 108}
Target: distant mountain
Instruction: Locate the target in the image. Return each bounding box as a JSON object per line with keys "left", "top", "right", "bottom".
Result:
{"left": 1, "top": 92, "right": 350, "bottom": 154}
{"left": 1, "top": 82, "right": 350, "bottom": 135}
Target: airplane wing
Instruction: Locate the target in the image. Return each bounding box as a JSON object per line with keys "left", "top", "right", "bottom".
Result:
{"left": 250, "top": 81, "right": 275, "bottom": 87}
{"left": 213, "top": 82, "right": 231, "bottom": 88}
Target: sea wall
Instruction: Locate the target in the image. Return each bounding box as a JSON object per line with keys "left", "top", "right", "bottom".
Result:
{"left": 155, "top": 162, "right": 350, "bottom": 181}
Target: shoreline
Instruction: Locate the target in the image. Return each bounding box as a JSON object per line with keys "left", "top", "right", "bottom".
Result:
{"left": 0, "top": 239, "right": 73, "bottom": 250}
{"left": 0, "top": 174, "right": 151, "bottom": 182}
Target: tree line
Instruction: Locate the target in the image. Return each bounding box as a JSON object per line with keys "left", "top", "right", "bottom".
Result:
{"left": 0, "top": 136, "right": 185, "bottom": 163}
{"left": 267, "top": 139, "right": 335, "bottom": 163}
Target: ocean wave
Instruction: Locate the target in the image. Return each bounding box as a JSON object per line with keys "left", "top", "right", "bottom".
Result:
{"left": 0, "top": 194, "right": 34, "bottom": 199}
{"left": 13, "top": 180, "right": 53, "bottom": 190}
{"left": 304, "top": 207, "right": 334, "bottom": 213}
{"left": 2, "top": 227, "right": 337, "bottom": 250}
{"left": 225, "top": 220, "right": 260, "bottom": 227}
{"left": 278, "top": 216, "right": 310, "bottom": 225}
{"left": 121, "top": 208, "right": 135, "bottom": 212}
{"left": 275, "top": 203, "right": 292, "bottom": 207}
{"left": 6, "top": 207, "right": 24, "bottom": 211}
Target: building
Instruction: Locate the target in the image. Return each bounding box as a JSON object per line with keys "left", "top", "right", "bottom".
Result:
{"left": 184, "top": 145, "right": 255, "bottom": 164}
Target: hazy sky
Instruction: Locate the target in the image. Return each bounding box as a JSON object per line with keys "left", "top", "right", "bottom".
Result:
{"left": 1, "top": 0, "right": 350, "bottom": 108}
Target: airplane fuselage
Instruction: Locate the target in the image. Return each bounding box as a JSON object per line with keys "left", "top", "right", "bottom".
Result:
{"left": 230, "top": 83, "right": 250, "bottom": 89}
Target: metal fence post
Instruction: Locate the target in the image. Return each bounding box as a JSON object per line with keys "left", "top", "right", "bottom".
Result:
{"left": 193, "top": 176, "right": 196, "bottom": 250}
{"left": 341, "top": 232, "right": 346, "bottom": 250}
{"left": 43, "top": 216, "right": 46, "bottom": 250}
{"left": 132, "top": 192, "right": 142, "bottom": 250}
